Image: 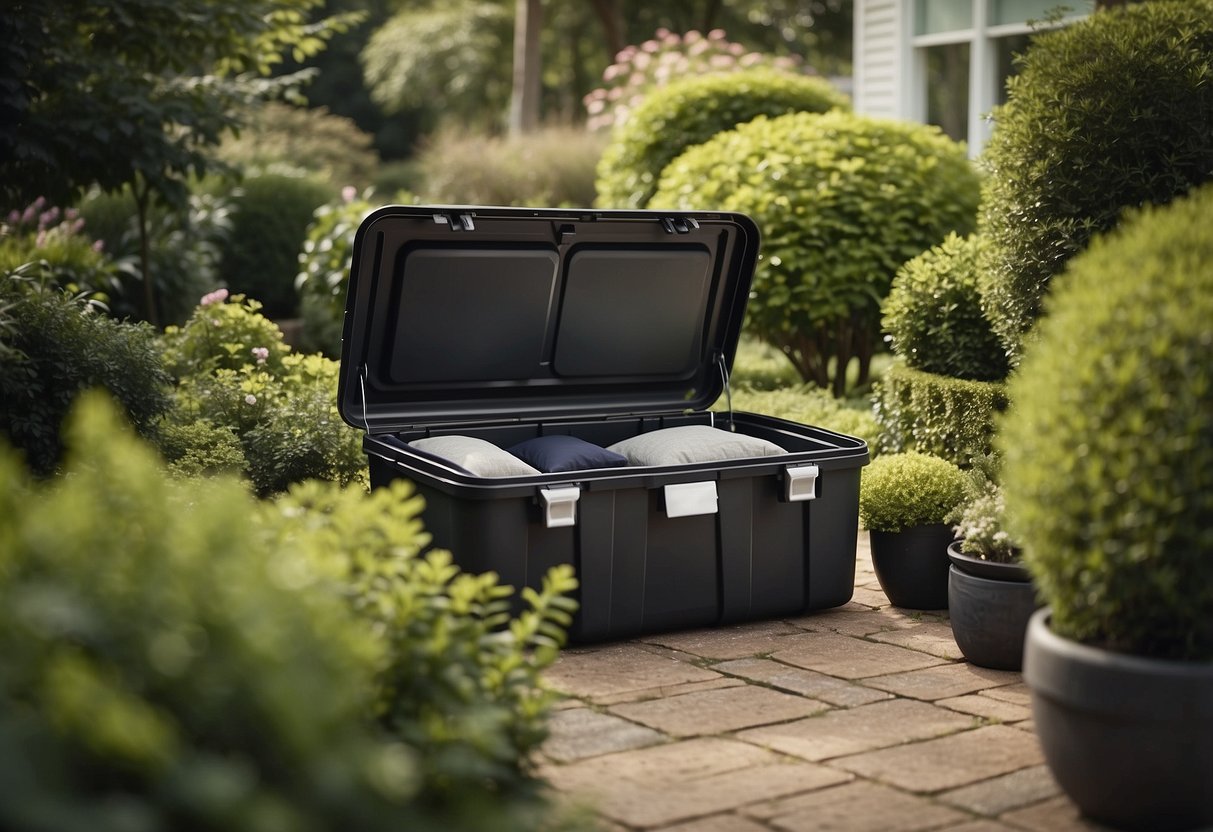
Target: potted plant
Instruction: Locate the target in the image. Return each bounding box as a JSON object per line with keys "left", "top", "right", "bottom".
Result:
{"left": 859, "top": 451, "right": 968, "bottom": 609}
{"left": 1001, "top": 188, "right": 1213, "bottom": 829}
{"left": 945, "top": 455, "right": 1039, "bottom": 670}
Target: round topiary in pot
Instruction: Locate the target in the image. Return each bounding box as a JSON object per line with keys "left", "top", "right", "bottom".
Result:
{"left": 1002, "top": 184, "right": 1213, "bottom": 830}
{"left": 978, "top": 0, "right": 1213, "bottom": 364}
{"left": 653, "top": 110, "right": 980, "bottom": 397}
{"left": 595, "top": 68, "right": 849, "bottom": 210}
{"left": 859, "top": 451, "right": 968, "bottom": 609}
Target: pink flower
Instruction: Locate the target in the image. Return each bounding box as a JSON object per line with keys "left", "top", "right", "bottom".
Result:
{"left": 91, "top": 239, "right": 105, "bottom": 253}
{"left": 707, "top": 29, "right": 727, "bottom": 40}
{"left": 251, "top": 347, "right": 269, "bottom": 365}
{"left": 200, "top": 288, "right": 229, "bottom": 306}
{"left": 341, "top": 186, "right": 357, "bottom": 203}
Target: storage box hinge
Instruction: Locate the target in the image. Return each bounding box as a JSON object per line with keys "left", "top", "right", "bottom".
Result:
{"left": 540, "top": 486, "right": 580, "bottom": 528}
{"left": 785, "top": 464, "right": 820, "bottom": 502}
{"left": 660, "top": 216, "right": 699, "bottom": 235}
{"left": 433, "top": 212, "right": 476, "bottom": 231}
{"left": 358, "top": 363, "right": 371, "bottom": 433}
{"left": 716, "top": 352, "right": 735, "bottom": 431}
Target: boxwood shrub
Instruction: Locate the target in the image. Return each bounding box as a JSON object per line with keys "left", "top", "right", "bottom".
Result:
{"left": 1001, "top": 185, "right": 1213, "bottom": 661}
{"left": 595, "top": 69, "right": 849, "bottom": 210}
{"left": 883, "top": 233, "right": 1007, "bottom": 382}
{"left": 653, "top": 110, "right": 979, "bottom": 396}
{"left": 859, "top": 451, "right": 968, "bottom": 533}
{"left": 874, "top": 360, "right": 1007, "bottom": 466}
{"left": 979, "top": 0, "right": 1213, "bottom": 362}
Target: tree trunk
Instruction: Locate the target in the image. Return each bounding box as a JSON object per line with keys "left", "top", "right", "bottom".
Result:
{"left": 589, "top": 0, "right": 625, "bottom": 60}
{"left": 133, "top": 177, "right": 159, "bottom": 328}
{"left": 509, "top": 0, "right": 543, "bottom": 135}
{"left": 832, "top": 320, "right": 852, "bottom": 399}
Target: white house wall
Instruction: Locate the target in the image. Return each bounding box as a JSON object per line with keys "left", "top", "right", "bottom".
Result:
{"left": 854, "top": 0, "right": 909, "bottom": 120}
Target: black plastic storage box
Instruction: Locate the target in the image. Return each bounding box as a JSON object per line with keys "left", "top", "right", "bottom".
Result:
{"left": 337, "top": 205, "right": 869, "bottom": 642}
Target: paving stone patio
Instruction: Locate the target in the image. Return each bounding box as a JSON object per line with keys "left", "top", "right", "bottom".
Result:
{"left": 539, "top": 531, "right": 1114, "bottom": 831}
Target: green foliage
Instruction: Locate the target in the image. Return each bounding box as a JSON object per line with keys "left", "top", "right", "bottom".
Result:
{"left": 76, "top": 187, "right": 235, "bottom": 326}
{"left": 297, "top": 194, "right": 378, "bottom": 358}
{"left": 214, "top": 172, "right": 334, "bottom": 319}
{"left": 1000, "top": 185, "right": 1213, "bottom": 661}
{"left": 859, "top": 451, "right": 967, "bottom": 533}
{"left": 417, "top": 127, "right": 605, "bottom": 209}
{"left": 882, "top": 233, "right": 1007, "bottom": 382}
{"left": 0, "top": 271, "right": 171, "bottom": 476}
{"left": 362, "top": 2, "right": 513, "bottom": 130}
{"left": 595, "top": 68, "right": 848, "bottom": 209}
{"left": 154, "top": 418, "right": 247, "bottom": 479}
{"left": 978, "top": 0, "right": 1213, "bottom": 363}
{"left": 0, "top": 198, "right": 124, "bottom": 304}
{"left": 583, "top": 28, "right": 808, "bottom": 133}
{"left": 719, "top": 384, "right": 882, "bottom": 454}
{"left": 874, "top": 361, "right": 1007, "bottom": 465}
{"left": 653, "top": 110, "right": 980, "bottom": 395}
{"left": 946, "top": 454, "right": 1019, "bottom": 564}
{"left": 163, "top": 292, "right": 290, "bottom": 378}
{"left": 213, "top": 102, "right": 380, "bottom": 189}
{"left": 729, "top": 335, "right": 802, "bottom": 390}
{"left": 0, "top": 393, "right": 578, "bottom": 830}
{"left": 261, "top": 480, "right": 579, "bottom": 823}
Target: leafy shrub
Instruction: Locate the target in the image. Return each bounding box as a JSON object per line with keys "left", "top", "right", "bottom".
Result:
{"left": 947, "top": 454, "right": 1019, "bottom": 564}
{"left": 216, "top": 172, "right": 334, "bottom": 319}
{"left": 729, "top": 335, "right": 802, "bottom": 390}
{"left": 0, "top": 393, "right": 578, "bottom": 830}
{"left": 297, "top": 194, "right": 378, "bottom": 358}
{"left": 874, "top": 361, "right": 1007, "bottom": 465}
{"left": 153, "top": 418, "right": 246, "bottom": 479}
{"left": 859, "top": 451, "right": 968, "bottom": 533}
{"left": 583, "top": 28, "right": 806, "bottom": 132}
{"left": 653, "top": 110, "right": 980, "bottom": 396}
{"left": 719, "top": 384, "right": 882, "bottom": 454}
{"left": 261, "top": 480, "right": 579, "bottom": 822}
{"left": 76, "top": 187, "right": 234, "bottom": 326}
{"left": 0, "top": 270, "right": 171, "bottom": 476}
{"left": 883, "top": 233, "right": 1007, "bottom": 382}
{"left": 979, "top": 0, "right": 1213, "bottom": 362}
{"left": 162, "top": 290, "right": 290, "bottom": 378}
{"left": 595, "top": 68, "right": 848, "bottom": 210}
{"left": 213, "top": 102, "right": 380, "bottom": 189}
{"left": 1000, "top": 185, "right": 1213, "bottom": 661}
{"left": 416, "top": 127, "right": 604, "bottom": 208}
{"left": 1, "top": 197, "right": 123, "bottom": 303}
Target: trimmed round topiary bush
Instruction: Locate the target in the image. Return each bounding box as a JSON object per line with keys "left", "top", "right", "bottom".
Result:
{"left": 859, "top": 451, "right": 968, "bottom": 533}
{"left": 883, "top": 233, "right": 1007, "bottom": 382}
{"left": 979, "top": 0, "right": 1213, "bottom": 363}
{"left": 653, "top": 110, "right": 980, "bottom": 396}
{"left": 1001, "top": 184, "right": 1213, "bottom": 661}
{"left": 595, "top": 69, "right": 849, "bottom": 210}
{"left": 218, "top": 172, "right": 333, "bottom": 319}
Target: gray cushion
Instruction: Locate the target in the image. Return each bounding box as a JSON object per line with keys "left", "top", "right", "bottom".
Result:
{"left": 607, "top": 425, "right": 786, "bottom": 466}
{"left": 409, "top": 436, "right": 540, "bottom": 478}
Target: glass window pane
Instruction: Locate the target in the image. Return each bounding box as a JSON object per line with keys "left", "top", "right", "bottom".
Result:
{"left": 916, "top": 0, "right": 973, "bottom": 36}
{"left": 924, "top": 42, "right": 970, "bottom": 143}
{"left": 988, "top": 0, "right": 1095, "bottom": 27}
{"left": 994, "top": 33, "right": 1033, "bottom": 106}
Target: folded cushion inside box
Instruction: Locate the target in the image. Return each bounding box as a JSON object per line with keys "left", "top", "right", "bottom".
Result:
{"left": 607, "top": 424, "right": 786, "bottom": 466}
{"left": 408, "top": 435, "right": 540, "bottom": 478}
{"left": 508, "top": 435, "right": 628, "bottom": 474}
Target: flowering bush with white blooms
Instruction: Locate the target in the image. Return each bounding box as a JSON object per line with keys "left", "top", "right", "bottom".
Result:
{"left": 582, "top": 28, "right": 805, "bottom": 132}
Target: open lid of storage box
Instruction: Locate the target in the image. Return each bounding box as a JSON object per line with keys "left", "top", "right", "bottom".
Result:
{"left": 337, "top": 205, "right": 760, "bottom": 432}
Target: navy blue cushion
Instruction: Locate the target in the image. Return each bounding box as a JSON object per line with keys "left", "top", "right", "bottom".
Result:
{"left": 508, "top": 435, "right": 628, "bottom": 474}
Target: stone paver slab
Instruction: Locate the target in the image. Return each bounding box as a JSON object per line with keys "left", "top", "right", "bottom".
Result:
{"left": 863, "top": 663, "right": 1020, "bottom": 701}
{"left": 938, "top": 822, "right": 1022, "bottom": 832}
{"left": 940, "top": 765, "right": 1059, "bottom": 817}
{"left": 714, "top": 658, "right": 892, "bottom": 707}
{"left": 595, "top": 677, "right": 745, "bottom": 707}
{"left": 610, "top": 684, "right": 828, "bottom": 737}
{"left": 543, "top": 707, "right": 665, "bottom": 762}
{"left": 655, "top": 814, "right": 773, "bottom": 832}
{"left": 771, "top": 631, "right": 948, "bottom": 680}
{"left": 1000, "top": 795, "right": 1115, "bottom": 830}
{"left": 979, "top": 683, "right": 1032, "bottom": 707}
{"left": 849, "top": 585, "right": 892, "bottom": 608}
{"left": 738, "top": 698, "right": 973, "bottom": 762}
{"left": 749, "top": 781, "right": 968, "bottom": 832}
{"left": 833, "top": 724, "right": 1044, "bottom": 793}
{"left": 545, "top": 644, "right": 720, "bottom": 700}
{"left": 867, "top": 621, "right": 966, "bottom": 660}
{"left": 938, "top": 694, "right": 1032, "bottom": 724}
{"left": 545, "top": 737, "right": 770, "bottom": 793}
{"left": 789, "top": 606, "right": 920, "bottom": 637}
{"left": 642, "top": 620, "right": 810, "bottom": 659}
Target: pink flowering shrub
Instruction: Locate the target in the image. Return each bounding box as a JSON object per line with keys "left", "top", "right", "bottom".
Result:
{"left": 583, "top": 29, "right": 805, "bottom": 132}
{"left": 0, "top": 197, "right": 118, "bottom": 303}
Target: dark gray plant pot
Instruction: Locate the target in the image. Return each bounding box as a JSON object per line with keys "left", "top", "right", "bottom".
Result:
{"left": 869, "top": 524, "right": 952, "bottom": 610}
{"left": 1023, "top": 609, "right": 1213, "bottom": 831}
{"left": 947, "top": 542, "right": 1040, "bottom": 671}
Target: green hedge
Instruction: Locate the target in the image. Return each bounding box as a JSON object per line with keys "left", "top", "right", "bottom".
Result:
{"left": 874, "top": 361, "right": 1007, "bottom": 465}
{"left": 979, "top": 0, "right": 1213, "bottom": 362}
{"left": 859, "top": 451, "right": 968, "bottom": 533}
{"left": 720, "top": 384, "right": 882, "bottom": 454}
{"left": 1001, "top": 185, "right": 1213, "bottom": 661}
{"left": 653, "top": 110, "right": 979, "bottom": 396}
{"left": 595, "top": 69, "right": 848, "bottom": 210}
{"left": 882, "top": 233, "right": 1007, "bottom": 382}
